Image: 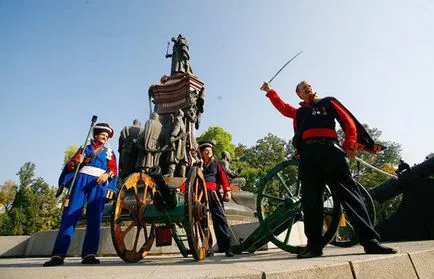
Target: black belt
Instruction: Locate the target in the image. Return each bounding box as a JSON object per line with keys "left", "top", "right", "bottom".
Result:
{"left": 303, "top": 138, "right": 337, "bottom": 145}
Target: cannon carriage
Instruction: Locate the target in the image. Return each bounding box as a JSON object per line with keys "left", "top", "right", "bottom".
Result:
{"left": 111, "top": 167, "right": 211, "bottom": 262}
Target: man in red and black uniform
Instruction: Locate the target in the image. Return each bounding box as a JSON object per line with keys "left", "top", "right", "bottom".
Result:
{"left": 260, "top": 80, "right": 397, "bottom": 258}
{"left": 199, "top": 141, "right": 234, "bottom": 257}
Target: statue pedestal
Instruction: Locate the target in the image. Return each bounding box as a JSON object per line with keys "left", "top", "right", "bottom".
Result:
{"left": 150, "top": 73, "right": 204, "bottom": 115}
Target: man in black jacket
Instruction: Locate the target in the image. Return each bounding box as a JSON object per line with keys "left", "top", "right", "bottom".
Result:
{"left": 261, "top": 80, "right": 397, "bottom": 258}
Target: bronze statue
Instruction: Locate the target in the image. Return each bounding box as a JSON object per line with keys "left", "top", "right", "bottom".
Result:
{"left": 118, "top": 119, "right": 142, "bottom": 179}
{"left": 145, "top": 34, "right": 205, "bottom": 178}
{"left": 165, "top": 34, "right": 193, "bottom": 76}
{"left": 166, "top": 109, "right": 188, "bottom": 177}
{"left": 220, "top": 151, "right": 246, "bottom": 189}
{"left": 136, "top": 113, "right": 163, "bottom": 172}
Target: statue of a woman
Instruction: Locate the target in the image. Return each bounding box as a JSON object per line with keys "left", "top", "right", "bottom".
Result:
{"left": 166, "top": 34, "right": 194, "bottom": 76}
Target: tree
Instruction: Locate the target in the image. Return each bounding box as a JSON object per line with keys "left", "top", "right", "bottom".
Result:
{"left": 64, "top": 145, "right": 79, "bottom": 165}
{"left": 0, "top": 213, "right": 13, "bottom": 235}
{"left": 197, "top": 126, "right": 236, "bottom": 160}
{"left": 1, "top": 162, "right": 61, "bottom": 236}
{"left": 0, "top": 180, "right": 17, "bottom": 212}
{"left": 240, "top": 133, "right": 289, "bottom": 170}
{"left": 236, "top": 133, "right": 292, "bottom": 193}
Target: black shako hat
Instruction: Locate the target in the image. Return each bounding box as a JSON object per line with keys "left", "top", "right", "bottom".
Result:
{"left": 93, "top": 123, "right": 114, "bottom": 138}
{"left": 198, "top": 140, "right": 215, "bottom": 153}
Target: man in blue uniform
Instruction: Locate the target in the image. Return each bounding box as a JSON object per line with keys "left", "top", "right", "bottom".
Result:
{"left": 43, "top": 123, "right": 118, "bottom": 266}
{"left": 261, "top": 81, "right": 397, "bottom": 258}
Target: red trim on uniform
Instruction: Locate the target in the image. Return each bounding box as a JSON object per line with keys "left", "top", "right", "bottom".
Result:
{"left": 330, "top": 99, "right": 362, "bottom": 150}
{"left": 302, "top": 128, "right": 337, "bottom": 140}
{"left": 92, "top": 141, "right": 103, "bottom": 149}
{"left": 205, "top": 181, "right": 218, "bottom": 191}
{"left": 91, "top": 141, "right": 118, "bottom": 175}
{"left": 107, "top": 155, "right": 118, "bottom": 176}
{"left": 66, "top": 147, "right": 84, "bottom": 171}
{"left": 66, "top": 143, "right": 118, "bottom": 175}
{"left": 265, "top": 89, "right": 297, "bottom": 119}
{"left": 177, "top": 163, "right": 230, "bottom": 193}
{"left": 178, "top": 181, "right": 186, "bottom": 192}
{"left": 217, "top": 163, "right": 231, "bottom": 193}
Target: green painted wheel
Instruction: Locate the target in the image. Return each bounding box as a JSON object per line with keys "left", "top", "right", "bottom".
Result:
{"left": 257, "top": 160, "right": 342, "bottom": 253}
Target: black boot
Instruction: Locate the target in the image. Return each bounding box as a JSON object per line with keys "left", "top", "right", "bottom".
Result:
{"left": 206, "top": 249, "right": 214, "bottom": 257}
{"left": 364, "top": 241, "right": 397, "bottom": 254}
{"left": 297, "top": 247, "right": 323, "bottom": 259}
{"left": 43, "top": 256, "right": 64, "bottom": 267}
{"left": 225, "top": 249, "right": 234, "bottom": 257}
{"left": 81, "top": 255, "right": 100, "bottom": 264}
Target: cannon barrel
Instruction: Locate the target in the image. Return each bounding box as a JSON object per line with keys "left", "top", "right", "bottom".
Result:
{"left": 148, "top": 167, "right": 178, "bottom": 209}
{"left": 369, "top": 157, "right": 434, "bottom": 203}
{"left": 368, "top": 179, "right": 402, "bottom": 203}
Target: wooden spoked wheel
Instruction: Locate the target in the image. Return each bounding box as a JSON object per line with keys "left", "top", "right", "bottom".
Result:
{"left": 257, "top": 160, "right": 342, "bottom": 253}
{"left": 184, "top": 167, "right": 211, "bottom": 261}
{"left": 110, "top": 172, "right": 156, "bottom": 263}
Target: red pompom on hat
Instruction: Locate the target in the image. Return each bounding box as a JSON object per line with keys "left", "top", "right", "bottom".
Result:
{"left": 93, "top": 123, "right": 114, "bottom": 138}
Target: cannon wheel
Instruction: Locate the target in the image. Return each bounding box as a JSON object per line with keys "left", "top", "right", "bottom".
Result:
{"left": 111, "top": 172, "right": 156, "bottom": 263}
{"left": 330, "top": 181, "right": 376, "bottom": 247}
{"left": 257, "top": 160, "right": 342, "bottom": 254}
{"left": 184, "top": 166, "right": 211, "bottom": 261}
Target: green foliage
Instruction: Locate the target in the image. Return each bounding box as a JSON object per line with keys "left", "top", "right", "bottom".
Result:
{"left": 0, "top": 180, "right": 17, "bottom": 212}
{"left": 0, "top": 213, "right": 13, "bottom": 234}
{"left": 197, "top": 126, "right": 236, "bottom": 160}
{"left": 17, "top": 162, "right": 35, "bottom": 188}
{"left": 240, "top": 134, "right": 289, "bottom": 169}
{"left": 236, "top": 133, "right": 292, "bottom": 193}
{"left": 64, "top": 145, "right": 79, "bottom": 165}
{"left": 0, "top": 162, "right": 61, "bottom": 236}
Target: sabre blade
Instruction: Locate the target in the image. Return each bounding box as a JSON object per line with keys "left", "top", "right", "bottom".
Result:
{"left": 268, "top": 50, "right": 303, "bottom": 83}
{"left": 333, "top": 144, "right": 398, "bottom": 179}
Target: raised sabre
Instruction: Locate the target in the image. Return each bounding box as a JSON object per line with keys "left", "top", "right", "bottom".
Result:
{"left": 268, "top": 50, "right": 303, "bottom": 83}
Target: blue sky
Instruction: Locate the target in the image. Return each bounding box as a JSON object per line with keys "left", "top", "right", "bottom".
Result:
{"left": 1, "top": 1, "right": 433, "bottom": 186}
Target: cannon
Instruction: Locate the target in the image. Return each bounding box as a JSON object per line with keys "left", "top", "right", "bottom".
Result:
{"left": 369, "top": 156, "right": 434, "bottom": 241}
{"left": 111, "top": 166, "right": 211, "bottom": 262}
